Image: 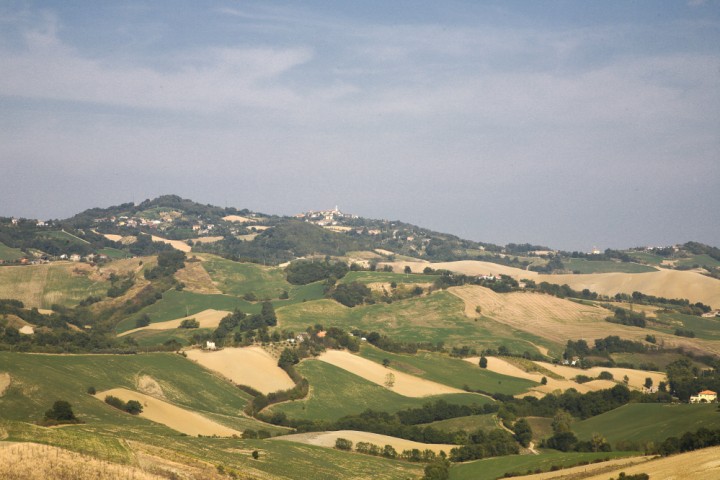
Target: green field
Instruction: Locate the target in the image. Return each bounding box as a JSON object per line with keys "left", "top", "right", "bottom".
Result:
{"left": 277, "top": 291, "right": 556, "bottom": 354}
{"left": 0, "top": 241, "right": 23, "bottom": 261}
{"left": 268, "top": 359, "right": 492, "bottom": 422}
{"left": 563, "top": 258, "right": 657, "bottom": 274}
{"left": 359, "top": 345, "right": 537, "bottom": 396}
{"left": 449, "top": 451, "right": 638, "bottom": 480}
{"left": 525, "top": 416, "right": 554, "bottom": 441}
{"left": 202, "top": 256, "right": 291, "bottom": 299}
{"left": 339, "top": 270, "right": 438, "bottom": 285}
{"left": 0, "top": 263, "right": 108, "bottom": 308}
{"left": 420, "top": 414, "right": 499, "bottom": 433}
{"left": 627, "top": 251, "right": 665, "bottom": 265}
{"left": 676, "top": 254, "right": 720, "bottom": 269}
{"left": 647, "top": 312, "right": 720, "bottom": 341}
{"left": 0, "top": 352, "right": 253, "bottom": 424}
{"left": 611, "top": 351, "right": 711, "bottom": 371}
{"left": 0, "top": 351, "right": 425, "bottom": 479}
{"left": 99, "top": 247, "right": 131, "bottom": 259}
{"left": 573, "top": 403, "right": 720, "bottom": 446}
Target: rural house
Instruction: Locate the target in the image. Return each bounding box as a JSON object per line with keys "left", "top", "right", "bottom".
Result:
{"left": 690, "top": 390, "right": 717, "bottom": 403}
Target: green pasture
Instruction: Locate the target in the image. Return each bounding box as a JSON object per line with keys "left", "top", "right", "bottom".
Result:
{"left": 0, "top": 241, "right": 23, "bottom": 261}
{"left": 277, "top": 291, "right": 557, "bottom": 354}
{"left": 647, "top": 312, "right": 720, "bottom": 341}
{"left": 573, "top": 403, "right": 720, "bottom": 446}
{"left": 627, "top": 251, "right": 665, "bottom": 265}
{"left": 40, "top": 229, "right": 91, "bottom": 246}
{"left": 524, "top": 416, "right": 554, "bottom": 441}
{"left": 420, "top": 414, "right": 499, "bottom": 433}
{"left": 201, "top": 256, "right": 290, "bottom": 298}
{"left": 115, "top": 289, "right": 258, "bottom": 332}
{"left": 563, "top": 258, "right": 656, "bottom": 274}
{"left": 0, "top": 263, "right": 108, "bottom": 309}
{"left": 268, "top": 359, "right": 491, "bottom": 423}
{"left": 99, "top": 247, "right": 131, "bottom": 259}
{"left": 339, "top": 270, "right": 438, "bottom": 285}
{"left": 676, "top": 254, "right": 720, "bottom": 269}
{"left": 611, "top": 351, "right": 711, "bottom": 371}
{"left": 126, "top": 327, "right": 216, "bottom": 347}
{"left": 0, "top": 352, "right": 252, "bottom": 423}
{"left": 359, "top": 345, "right": 537, "bottom": 396}
{"left": 449, "top": 451, "right": 637, "bottom": 480}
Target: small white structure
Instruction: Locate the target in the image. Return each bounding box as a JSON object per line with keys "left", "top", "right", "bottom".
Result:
{"left": 690, "top": 390, "right": 717, "bottom": 403}
{"left": 205, "top": 341, "right": 217, "bottom": 351}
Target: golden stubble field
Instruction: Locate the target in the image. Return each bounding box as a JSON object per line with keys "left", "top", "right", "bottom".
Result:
{"left": 275, "top": 430, "right": 456, "bottom": 455}
{"left": 316, "top": 349, "right": 466, "bottom": 397}
{"left": 449, "top": 285, "right": 720, "bottom": 355}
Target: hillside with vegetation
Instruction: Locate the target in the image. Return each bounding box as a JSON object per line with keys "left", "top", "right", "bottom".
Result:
{"left": 1, "top": 196, "right": 720, "bottom": 479}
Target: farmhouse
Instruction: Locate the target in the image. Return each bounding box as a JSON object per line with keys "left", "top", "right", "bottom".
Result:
{"left": 205, "top": 341, "right": 217, "bottom": 351}
{"left": 689, "top": 390, "right": 717, "bottom": 403}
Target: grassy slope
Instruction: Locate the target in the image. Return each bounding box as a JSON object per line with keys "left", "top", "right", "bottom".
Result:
{"left": 268, "top": 359, "right": 491, "bottom": 422}
{"left": 202, "top": 256, "right": 290, "bottom": 298}
{"left": 0, "top": 352, "right": 423, "bottom": 479}
{"left": 339, "top": 271, "right": 438, "bottom": 285}
{"left": 0, "top": 242, "right": 23, "bottom": 261}
{"left": 420, "top": 414, "right": 499, "bottom": 433}
{"left": 0, "top": 263, "right": 108, "bottom": 308}
{"left": 573, "top": 403, "right": 720, "bottom": 445}
{"left": 358, "top": 345, "right": 537, "bottom": 396}
{"left": 278, "top": 291, "right": 555, "bottom": 354}
{"left": 449, "top": 451, "right": 637, "bottom": 480}
{"left": 647, "top": 312, "right": 720, "bottom": 341}
{"left": 563, "top": 258, "right": 657, "bottom": 274}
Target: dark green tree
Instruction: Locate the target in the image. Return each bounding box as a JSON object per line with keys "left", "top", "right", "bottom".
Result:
{"left": 44, "top": 400, "right": 77, "bottom": 423}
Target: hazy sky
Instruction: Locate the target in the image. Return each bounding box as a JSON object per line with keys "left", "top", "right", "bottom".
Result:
{"left": 1, "top": 1, "right": 718, "bottom": 251}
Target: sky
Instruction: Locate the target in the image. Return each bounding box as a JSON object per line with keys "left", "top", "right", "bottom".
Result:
{"left": 1, "top": 1, "right": 718, "bottom": 251}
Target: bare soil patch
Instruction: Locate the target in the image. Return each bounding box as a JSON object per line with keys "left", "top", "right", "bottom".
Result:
{"left": 0, "top": 373, "right": 10, "bottom": 397}
{"left": 185, "top": 346, "right": 295, "bottom": 395}
{"left": 275, "top": 430, "right": 456, "bottom": 454}
{"left": 317, "top": 350, "right": 465, "bottom": 397}
{"left": 174, "top": 262, "right": 223, "bottom": 294}
{"left": 118, "top": 309, "right": 231, "bottom": 337}
{"left": 0, "top": 442, "right": 166, "bottom": 480}
{"left": 95, "top": 388, "right": 241, "bottom": 437}
{"left": 137, "top": 375, "right": 166, "bottom": 400}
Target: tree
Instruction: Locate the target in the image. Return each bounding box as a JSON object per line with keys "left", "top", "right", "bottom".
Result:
{"left": 541, "top": 376, "right": 548, "bottom": 385}
{"left": 179, "top": 318, "right": 199, "bottom": 329}
{"left": 644, "top": 377, "right": 653, "bottom": 389}
{"left": 404, "top": 266, "right": 412, "bottom": 274}
{"left": 422, "top": 458, "right": 450, "bottom": 480}
{"left": 125, "top": 400, "right": 143, "bottom": 415}
{"left": 135, "top": 314, "right": 151, "bottom": 328}
{"left": 385, "top": 373, "right": 396, "bottom": 388}
{"left": 44, "top": 400, "right": 77, "bottom": 423}
{"left": 382, "top": 358, "right": 391, "bottom": 368}
{"left": 513, "top": 418, "right": 533, "bottom": 447}
{"left": 335, "top": 438, "right": 353, "bottom": 451}
{"left": 252, "top": 450, "right": 259, "bottom": 459}
{"left": 552, "top": 409, "right": 573, "bottom": 434}
{"left": 479, "top": 356, "right": 488, "bottom": 368}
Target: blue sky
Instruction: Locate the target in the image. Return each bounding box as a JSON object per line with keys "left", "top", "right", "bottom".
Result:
{"left": 1, "top": 1, "right": 718, "bottom": 250}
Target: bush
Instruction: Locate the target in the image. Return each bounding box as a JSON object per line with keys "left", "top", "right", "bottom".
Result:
{"left": 179, "top": 318, "right": 199, "bottom": 329}
{"left": 44, "top": 400, "right": 77, "bottom": 423}
{"left": 335, "top": 438, "right": 353, "bottom": 451}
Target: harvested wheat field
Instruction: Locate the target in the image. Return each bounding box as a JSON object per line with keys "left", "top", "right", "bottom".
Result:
{"left": 463, "top": 357, "right": 615, "bottom": 398}
{"left": 0, "top": 373, "right": 10, "bottom": 396}
{"left": 222, "top": 215, "right": 256, "bottom": 223}
{"left": 185, "top": 346, "right": 295, "bottom": 394}
{"left": 380, "top": 260, "right": 533, "bottom": 278}
{"left": 191, "top": 236, "right": 224, "bottom": 244}
{"left": 275, "top": 430, "right": 456, "bottom": 454}
{"left": 449, "top": 285, "right": 720, "bottom": 355}
{"left": 514, "top": 445, "right": 720, "bottom": 480}
{"left": 0, "top": 442, "right": 166, "bottom": 480}
{"left": 539, "top": 269, "right": 720, "bottom": 310}
{"left": 95, "top": 388, "right": 241, "bottom": 437}
{"left": 150, "top": 235, "right": 192, "bottom": 253}
{"left": 533, "top": 362, "right": 666, "bottom": 391}
{"left": 173, "top": 261, "right": 223, "bottom": 294}
{"left": 118, "top": 309, "right": 232, "bottom": 337}
{"left": 317, "top": 350, "right": 465, "bottom": 397}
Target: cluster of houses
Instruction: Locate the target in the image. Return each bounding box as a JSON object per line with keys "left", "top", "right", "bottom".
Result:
{"left": 295, "top": 206, "right": 358, "bottom": 227}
